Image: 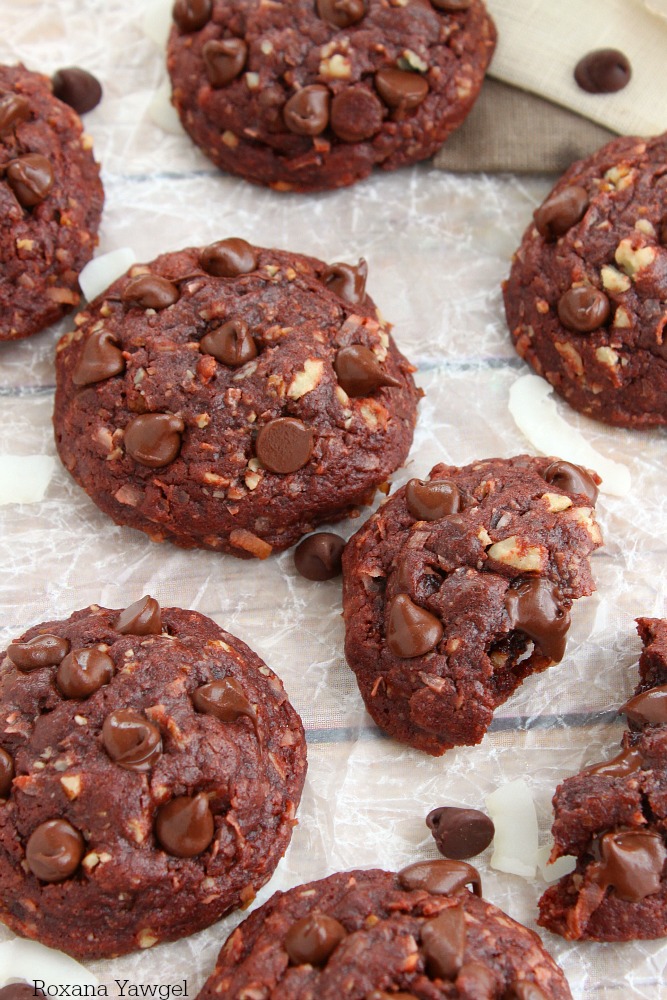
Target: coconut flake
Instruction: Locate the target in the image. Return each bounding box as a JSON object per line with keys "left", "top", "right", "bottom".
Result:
{"left": 0, "top": 455, "right": 55, "bottom": 505}
{"left": 508, "top": 374, "right": 631, "bottom": 497}
{"left": 485, "top": 778, "right": 539, "bottom": 877}
{"left": 149, "top": 79, "right": 183, "bottom": 135}
{"left": 141, "top": 0, "right": 173, "bottom": 48}
{"left": 536, "top": 843, "right": 577, "bottom": 883}
{"left": 79, "top": 247, "right": 136, "bottom": 303}
{"left": 0, "top": 938, "right": 98, "bottom": 988}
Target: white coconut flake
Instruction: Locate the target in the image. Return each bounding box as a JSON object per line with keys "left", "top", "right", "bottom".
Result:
{"left": 485, "top": 778, "right": 539, "bottom": 877}
{"left": 79, "top": 247, "right": 136, "bottom": 303}
{"left": 141, "top": 0, "right": 173, "bottom": 48}
{"left": 536, "top": 843, "right": 578, "bottom": 883}
{"left": 0, "top": 455, "right": 55, "bottom": 505}
{"left": 149, "top": 79, "right": 183, "bottom": 135}
{"left": 508, "top": 374, "right": 631, "bottom": 497}
{"left": 0, "top": 938, "right": 99, "bottom": 988}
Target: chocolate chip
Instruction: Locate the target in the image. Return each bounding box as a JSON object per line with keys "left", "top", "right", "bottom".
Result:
{"left": 116, "top": 595, "right": 162, "bottom": 635}
{"left": 386, "top": 594, "right": 443, "bottom": 658}
{"left": 507, "top": 983, "right": 550, "bottom": 1000}
{"left": 574, "top": 49, "right": 631, "bottom": 94}
{"left": 316, "top": 0, "right": 366, "bottom": 27}
{"left": 0, "top": 748, "right": 14, "bottom": 798}
{"left": 255, "top": 417, "right": 314, "bottom": 473}
{"left": 398, "top": 859, "right": 482, "bottom": 897}
{"left": 284, "top": 912, "right": 347, "bottom": 965}
{"left": 200, "top": 319, "right": 257, "bottom": 366}
{"left": 504, "top": 578, "right": 570, "bottom": 663}
{"left": 6, "top": 154, "right": 54, "bottom": 207}
{"left": 294, "top": 532, "right": 345, "bottom": 580}
{"left": 173, "top": 0, "right": 212, "bottom": 32}
{"left": 122, "top": 274, "right": 180, "bottom": 310}
{"left": 542, "top": 460, "right": 599, "bottom": 505}
{"left": 375, "top": 68, "right": 429, "bottom": 110}
{"left": 533, "top": 185, "right": 589, "bottom": 241}
{"left": 557, "top": 286, "right": 610, "bottom": 333}
{"left": 155, "top": 792, "right": 215, "bottom": 857}
{"left": 284, "top": 86, "right": 330, "bottom": 136}
{"left": 0, "top": 983, "right": 43, "bottom": 1000}
{"left": 322, "top": 259, "right": 367, "bottom": 304}
{"left": 405, "top": 478, "right": 460, "bottom": 520}
{"left": 0, "top": 92, "right": 30, "bottom": 135}
{"left": 199, "top": 238, "right": 257, "bottom": 277}
{"left": 334, "top": 344, "right": 400, "bottom": 397}
{"left": 584, "top": 746, "right": 645, "bottom": 778}
{"left": 124, "top": 412, "right": 185, "bottom": 468}
{"left": 25, "top": 819, "right": 85, "bottom": 882}
{"left": 426, "top": 807, "right": 495, "bottom": 860}
{"left": 203, "top": 38, "right": 248, "bottom": 88}
{"left": 620, "top": 684, "right": 667, "bottom": 726}
{"left": 56, "top": 648, "right": 115, "bottom": 699}
{"left": 421, "top": 904, "right": 466, "bottom": 980}
{"left": 102, "top": 709, "right": 162, "bottom": 771}
{"left": 193, "top": 678, "right": 257, "bottom": 730}
{"left": 330, "top": 87, "right": 383, "bottom": 142}
{"left": 593, "top": 830, "right": 666, "bottom": 902}
{"left": 454, "top": 964, "right": 497, "bottom": 995}
{"left": 72, "top": 329, "right": 125, "bottom": 386}
{"left": 430, "top": 0, "right": 472, "bottom": 9}
{"left": 7, "top": 634, "right": 70, "bottom": 671}
{"left": 52, "top": 67, "right": 103, "bottom": 114}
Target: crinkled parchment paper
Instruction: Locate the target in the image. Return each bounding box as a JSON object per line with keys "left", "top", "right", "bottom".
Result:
{"left": 0, "top": 2, "right": 666, "bottom": 997}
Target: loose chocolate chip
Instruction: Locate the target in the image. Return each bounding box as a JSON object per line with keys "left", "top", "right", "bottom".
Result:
{"left": 124, "top": 412, "right": 185, "bottom": 468}
{"left": 283, "top": 86, "right": 330, "bottom": 136}
{"left": 426, "top": 807, "right": 495, "bottom": 860}
{"left": 199, "top": 238, "right": 257, "bottom": 277}
{"left": 375, "top": 68, "right": 429, "bottom": 110}
{"left": 0, "top": 92, "right": 31, "bottom": 134}
{"left": 200, "top": 319, "right": 257, "bottom": 366}
{"left": 102, "top": 709, "right": 162, "bottom": 771}
{"left": 122, "top": 273, "right": 180, "bottom": 310}
{"left": 504, "top": 578, "right": 570, "bottom": 663}
{"left": 173, "top": 0, "right": 212, "bottom": 32}
{"left": 25, "top": 819, "right": 85, "bottom": 882}
{"left": 542, "top": 460, "right": 599, "bottom": 505}
{"left": 7, "top": 634, "right": 70, "bottom": 671}
{"left": 0, "top": 983, "right": 43, "bottom": 1000}
{"left": 405, "top": 478, "right": 460, "bottom": 520}
{"left": 51, "top": 67, "right": 103, "bottom": 114}
{"left": 620, "top": 684, "right": 667, "bottom": 726}
{"left": 203, "top": 38, "right": 248, "bottom": 88}
{"left": 334, "top": 344, "right": 400, "bottom": 397}
{"left": 330, "top": 87, "right": 383, "bottom": 142}
{"left": 430, "top": 0, "right": 472, "bottom": 9}
{"left": 322, "top": 259, "right": 367, "bottom": 304}
{"left": 155, "top": 792, "right": 215, "bottom": 857}
{"left": 6, "top": 154, "right": 54, "bottom": 207}
{"left": 193, "top": 677, "right": 257, "bottom": 730}
{"left": 421, "top": 904, "right": 466, "bottom": 980}
{"left": 72, "top": 329, "right": 125, "bottom": 386}
{"left": 398, "top": 859, "right": 482, "bottom": 897}
{"left": 284, "top": 912, "right": 347, "bottom": 966}
{"left": 56, "top": 648, "right": 115, "bottom": 699}
{"left": 255, "top": 417, "right": 314, "bottom": 474}
{"left": 386, "top": 594, "right": 443, "bottom": 658}
{"left": 316, "top": 0, "right": 366, "bottom": 28}
{"left": 116, "top": 595, "right": 162, "bottom": 635}
{"left": 557, "top": 286, "right": 610, "bottom": 333}
{"left": 0, "top": 748, "right": 14, "bottom": 798}
{"left": 593, "top": 830, "right": 666, "bottom": 902}
{"left": 533, "top": 185, "right": 589, "bottom": 241}
{"left": 574, "top": 49, "right": 631, "bottom": 94}
{"left": 507, "top": 983, "right": 550, "bottom": 1000}
{"left": 294, "top": 532, "right": 345, "bottom": 580}
{"left": 584, "top": 746, "right": 645, "bottom": 778}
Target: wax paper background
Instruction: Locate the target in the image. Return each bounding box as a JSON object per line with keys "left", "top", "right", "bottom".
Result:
{"left": 0, "top": 1, "right": 666, "bottom": 997}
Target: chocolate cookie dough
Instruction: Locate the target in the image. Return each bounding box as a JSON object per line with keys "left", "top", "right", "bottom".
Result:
{"left": 53, "top": 240, "right": 419, "bottom": 557}
{"left": 342, "top": 455, "right": 602, "bottom": 755}
{"left": 0, "top": 64, "right": 103, "bottom": 341}
{"left": 0, "top": 596, "right": 306, "bottom": 959}
{"left": 539, "top": 618, "right": 667, "bottom": 941}
{"left": 197, "top": 861, "right": 572, "bottom": 999}
{"left": 504, "top": 131, "right": 667, "bottom": 428}
{"left": 167, "top": 0, "right": 496, "bottom": 192}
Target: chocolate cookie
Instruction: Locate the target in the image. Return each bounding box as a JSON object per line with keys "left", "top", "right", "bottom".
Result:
{"left": 0, "top": 64, "right": 103, "bottom": 341}
{"left": 197, "top": 861, "right": 572, "bottom": 999}
{"left": 504, "top": 131, "right": 667, "bottom": 428}
{"left": 0, "top": 596, "right": 306, "bottom": 959}
{"left": 539, "top": 618, "right": 667, "bottom": 941}
{"left": 342, "top": 455, "right": 602, "bottom": 755}
{"left": 53, "top": 240, "right": 419, "bottom": 557}
{"left": 166, "top": 0, "right": 496, "bottom": 192}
